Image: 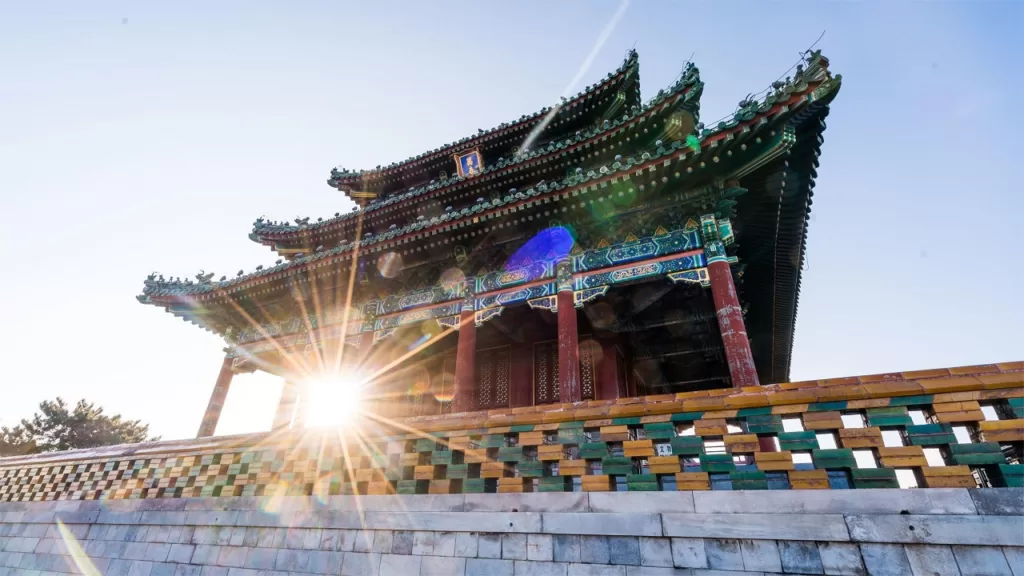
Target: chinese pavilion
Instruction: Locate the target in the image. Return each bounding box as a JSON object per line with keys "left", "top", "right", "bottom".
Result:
{"left": 138, "top": 49, "right": 842, "bottom": 439}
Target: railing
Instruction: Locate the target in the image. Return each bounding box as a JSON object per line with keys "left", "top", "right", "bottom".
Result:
{"left": 1, "top": 362, "right": 1020, "bottom": 502}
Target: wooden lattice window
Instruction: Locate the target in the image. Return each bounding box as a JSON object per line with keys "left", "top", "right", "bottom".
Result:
{"left": 579, "top": 339, "right": 598, "bottom": 401}
{"left": 475, "top": 347, "right": 510, "bottom": 410}
{"left": 534, "top": 340, "right": 560, "bottom": 405}
{"left": 439, "top": 353, "right": 456, "bottom": 414}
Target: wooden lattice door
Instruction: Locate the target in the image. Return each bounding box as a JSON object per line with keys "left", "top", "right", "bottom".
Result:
{"left": 475, "top": 347, "right": 511, "bottom": 410}
{"left": 533, "top": 341, "right": 560, "bottom": 405}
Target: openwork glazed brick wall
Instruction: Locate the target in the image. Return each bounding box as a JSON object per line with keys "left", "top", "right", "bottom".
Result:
{"left": 1, "top": 363, "right": 1021, "bottom": 502}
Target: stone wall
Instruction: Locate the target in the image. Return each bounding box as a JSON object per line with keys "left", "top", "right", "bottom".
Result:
{"left": 1, "top": 489, "right": 1020, "bottom": 576}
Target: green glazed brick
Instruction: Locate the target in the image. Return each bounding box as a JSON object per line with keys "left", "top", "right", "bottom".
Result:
{"left": 671, "top": 412, "right": 704, "bottom": 423}
{"left": 384, "top": 468, "right": 404, "bottom": 481}
{"left": 779, "top": 431, "right": 818, "bottom": 451}
{"left": 538, "top": 479, "right": 568, "bottom": 492}
{"left": 602, "top": 457, "right": 633, "bottom": 476}
{"left": 888, "top": 395, "right": 934, "bottom": 407}
{"left": 952, "top": 453, "right": 1006, "bottom": 466}
{"left": 517, "top": 464, "right": 545, "bottom": 478}
{"left": 700, "top": 453, "right": 735, "bottom": 473}
{"left": 643, "top": 423, "right": 677, "bottom": 440}
{"left": 559, "top": 420, "right": 585, "bottom": 429}
{"left": 509, "top": 424, "right": 535, "bottom": 433}
{"left": 462, "top": 478, "right": 487, "bottom": 493}
{"left": 557, "top": 430, "right": 586, "bottom": 444}
{"left": 906, "top": 423, "right": 949, "bottom": 435}
{"left": 612, "top": 416, "right": 642, "bottom": 426}
{"left": 851, "top": 468, "right": 900, "bottom": 489}
{"left": 414, "top": 439, "right": 437, "bottom": 452}
{"left": 446, "top": 464, "right": 469, "bottom": 479}
{"left": 730, "top": 471, "right": 767, "bottom": 481}
{"left": 430, "top": 451, "right": 453, "bottom": 466}
{"left": 732, "top": 480, "right": 768, "bottom": 490}
{"left": 812, "top": 449, "right": 856, "bottom": 469}
{"left": 627, "top": 482, "right": 660, "bottom": 491}
{"left": 999, "top": 465, "right": 1024, "bottom": 487}
{"left": 906, "top": 423, "right": 957, "bottom": 446}
{"left": 737, "top": 406, "right": 773, "bottom": 417}
{"left": 579, "top": 442, "right": 609, "bottom": 460}
{"left": 867, "top": 407, "right": 912, "bottom": 427}
{"left": 948, "top": 442, "right": 1002, "bottom": 454}
{"left": 497, "top": 447, "right": 523, "bottom": 462}
{"left": 747, "top": 423, "right": 784, "bottom": 434}
{"left": 808, "top": 401, "right": 848, "bottom": 412}
{"left": 671, "top": 436, "right": 705, "bottom": 456}
{"left": 396, "top": 480, "right": 419, "bottom": 495}
{"left": 480, "top": 435, "right": 506, "bottom": 448}
{"left": 627, "top": 473, "right": 658, "bottom": 483}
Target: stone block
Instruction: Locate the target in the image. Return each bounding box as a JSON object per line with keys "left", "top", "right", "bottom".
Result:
{"left": 817, "top": 542, "right": 865, "bottom": 576}
{"left": 567, "top": 565, "right": 626, "bottom": 575}
{"left": 504, "top": 534, "right": 528, "bottom": 560}
{"left": 554, "top": 535, "right": 581, "bottom": 563}
{"left": 273, "top": 548, "right": 310, "bottom": 572}
{"left": 638, "top": 538, "right": 672, "bottom": 568}
{"left": 970, "top": 488, "right": 1024, "bottom": 515}
{"left": 662, "top": 513, "right": 850, "bottom": 542}
{"left": 479, "top": 534, "right": 502, "bottom": 559}
{"left": 143, "top": 543, "right": 171, "bottom": 562}
{"left": 588, "top": 492, "right": 695, "bottom": 514}
{"left": 952, "top": 545, "right": 1013, "bottom": 576}
{"left": 704, "top": 539, "right": 743, "bottom": 571}
{"left": 846, "top": 514, "right": 1024, "bottom": 546}
{"left": 150, "top": 562, "right": 177, "bottom": 576}
{"left": 904, "top": 544, "right": 961, "bottom": 576}
{"left": 778, "top": 541, "right": 823, "bottom": 574}
{"left": 860, "top": 543, "right": 912, "bottom": 576}
{"left": 693, "top": 488, "right": 977, "bottom": 515}
{"left": 581, "top": 536, "right": 610, "bottom": 564}
{"left": 513, "top": 560, "right": 569, "bottom": 575}
{"left": 1004, "top": 547, "right": 1024, "bottom": 576}
{"left": 191, "top": 545, "right": 222, "bottom": 565}
{"left": 669, "top": 538, "right": 706, "bottom": 569}
{"left": 543, "top": 513, "right": 662, "bottom": 537}
{"left": 431, "top": 532, "right": 456, "bottom": 556}
{"left": 226, "top": 569, "right": 258, "bottom": 576}
{"left": 421, "top": 555, "right": 466, "bottom": 575}
{"left": 372, "top": 531, "right": 394, "bottom": 553}
{"left": 363, "top": 511, "right": 542, "bottom": 533}
{"left": 306, "top": 550, "right": 345, "bottom": 574}
{"left": 465, "top": 493, "right": 588, "bottom": 513}
{"left": 467, "top": 558, "right": 514, "bottom": 576}
{"left": 608, "top": 537, "right": 641, "bottom": 566}
{"left": 455, "top": 532, "right": 479, "bottom": 557}
{"left": 242, "top": 548, "right": 277, "bottom": 570}
{"left": 528, "top": 534, "right": 554, "bottom": 561}
{"left": 379, "top": 553, "right": 421, "bottom": 576}
{"left": 174, "top": 566, "right": 202, "bottom": 576}
{"left": 412, "top": 531, "right": 435, "bottom": 556}
{"left": 341, "top": 552, "right": 381, "bottom": 576}
{"left": 740, "top": 539, "right": 781, "bottom": 572}
{"left": 353, "top": 531, "right": 374, "bottom": 553}
{"left": 185, "top": 511, "right": 239, "bottom": 526}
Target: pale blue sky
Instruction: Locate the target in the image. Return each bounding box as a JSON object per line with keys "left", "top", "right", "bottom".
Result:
{"left": 1, "top": 1, "right": 1020, "bottom": 441}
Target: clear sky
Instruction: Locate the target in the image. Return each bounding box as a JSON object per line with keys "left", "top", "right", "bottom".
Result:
{"left": 1, "top": 1, "right": 1020, "bottom": 441}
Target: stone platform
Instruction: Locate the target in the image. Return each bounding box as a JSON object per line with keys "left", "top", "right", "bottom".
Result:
{"left": 0, "top": 489, "right": 1021, "bottom": 575}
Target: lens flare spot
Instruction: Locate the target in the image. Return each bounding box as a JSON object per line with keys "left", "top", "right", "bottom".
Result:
{"left": 409, "top": 333, "right": 431, "bottom": 351}
{"left": 686, "top": 134, "right": 701, "bottom": 153}
{"left": 377, "top": 252, "right": 402, "bottom": 278}
{"left": 506, "top": 226, "right": 574, "bottom": 270}
{"left": 306, "top": 374, "right": 367, "bottom": 428}
{"left": 434, "top": 373, "right": 455, "bottom": 403}
{"left": 439, "top": 267, "right": 465, "bottom": 291}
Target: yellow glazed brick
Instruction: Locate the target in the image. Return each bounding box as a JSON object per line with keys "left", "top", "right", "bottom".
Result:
{"left": 497, "top": 478, "right": 524, "bottom": 493}
{"left": 428, "top": 480, "right": 452, "bottom": 494}
{"left": 845, "top": 398, "right": 893, "bottom": 409}
{"left": 931, "top": 391, "right": 981, "bottom": 403}
{"left": 538, "top": 445, "right": 565, "bottom": 461}
{"left": 803, "top": 411, "right": 843, "bottom": 431}
{"left": 367, "top": 481, "right": 393, "bottom": 495}
{"left": 980, "top": 419, "right": 1024, "bottom": 431}
{"left": 481, "top": 462, "right": 509, "bottom": 478}
{"left": 675, "top": 472, "right": 710, "bottom": 490}
{"left": 648, "top": 456, "right": 681, "bottom": 474}
{"left": 723, "top": 434, "right": 760, "bottom": 453}
{"left": 624, "top": 440, "right": 655, "bottom": 458}
{"left": 701, "top": 410, "right": 739, "bottom": 419}
{"left": 754, "top": 451, "right": 794, "bottom": 471}
{"left": 640, "top": 414, "right": 673, "bottom": 424}
{"left": 918, "top": 377, "right": 982, "bottom": 394}
{"left": 518, "top": 432, "right": 545, "bottom": 446}
{"left": 879, "top": 446, "right": 927, "bottom": 468}
{"left": 932, "top": 401, "right": 981, "bottom": 413}
{"left": 582, "top": 476, "right": 613, "bottom": 492}
{"left": 558, "top": 460, "right": 586, "bottom": 476}
{"left": 789, "top": 470, "right": 829, "bottom": 490}
{"left": 694, "top": 419, "right": 728, "bottom": 436}
{"left": 934, "top": 410, "right": 985, "bottom": 424}
{"left": 585, "top": 419, "right": 614, "bottom": 428}
{"left": 399, "top": 452, "right": 421, "bottom": 466}
{"left": 447, "top": 436, "right": 471, "bottom": 451}
{"left": 463, "top": 449, "right": 488, "bottom": 464}
{"left": 979, "top": 373, "right": 1024, "bottom": 389}
{"left": 771, "top": 404, "right": 810, "bottom": 415}
{"left": 983, "top": 429, "right": 1024, "bottom": 443}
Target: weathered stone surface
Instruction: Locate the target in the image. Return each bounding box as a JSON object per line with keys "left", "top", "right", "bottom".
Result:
{"left": 420, "top": 555, "right": 466, "bottom": 575}
{"left": 217, "top": 546, "right": 249, "bottom": 567}
{"left": 588, "top": 493, "right": 695, "bottom": 514}
{"left": 740, "top": 539, "right": 781, "bottom": 572}
{"left": 817, "top": 542, "right": 865, "bottom": 576}
{"left": 455, "top": 532, "right": 479, "bottom": 558}
{"left": 390, "top": 531, "right": 413, "bottom": 555}
{"left": 274, "top": 548, "right": 310, "bottom": 572}
{"left": 567, "top": 564, "right": 627, "bottom": 575}
{"left": 662, "top": 513, "right": 850, "bottom": 542}
{"left": 1003, "top": 547, "right": 1024, "bottom": 576}
{"left": 969, "top": 489, "right": 1024, "bottom": 516}
{"left": 860, "top": 543, "right": 912, "bottom": 576}
{"left": 608, "top": 537, "right": 641, "bottom": 565}
{"left": 704, "top": 539, "right": 743, "bottom": 571}
{"left": 378, "top": 553, "right": 421, "bottom": 576}
{"left": 372, "top": 530, "right": 393, "bottom": 553}
{"left": 543, "top": 514, "right": 662, "bottom": 537}
{"left": 951, "top": 545, "right": 1013, "bottom": 576}
{"left": 353, "top": 530, "right": 374, "bottom": 553}
{"left": 465, "top": 493, "right": 588, "bottom": 513}
{"left": 306, "top": 550, "right": 345, "bottom": 574}
{"left": 513, "top": 559, "right": 569, "bottom": 575}
{"left": 554, "top": 535, "right": 582, "bottom": 563}
{"left": 694, "top": 488, "right": 977, "bottom": 516}
{"left": 466, "top": 558, "right": 514, "bottom": 576}
{"left": 639, "top": 537, "right": 672, "bottom": 567}
{"left": 904, "top": 544, "right": 961, "bottom": 576}
{"left": 580, "top": 536, "right": 610, "bottom": 565}
{"left": 242, "top": 547, "right": 277, "bottom": 570}
{"left": 341, "top": 552, "right": 382, "bottom": 576}
{"left": 528, "top": 534, "right": 554, "bottom": 561}
{"left": 778, "top": 540, "right": 823, "bottom": 574}
{"left": 364, "top": 511, "right": 542, "bottom": 533}
{"left": 432, "top": 532, "right": 456, "bottom": 556}
{"left": 669, "top": 537, "right": 707, "bottom": 569}
{"left": 479, "top": 534, "right": 502, "bottom": 559}
{"left": 846, "top": 514, "right": 1024, "bottom": 546}
{"left": 412, "top": 531, "right": 434, "bottom": 556}
{"left": 504, "top": 534, "right": 528, "bottom": 560}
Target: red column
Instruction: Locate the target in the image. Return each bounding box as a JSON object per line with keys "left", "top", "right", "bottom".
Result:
{"left": 708, "top": 259, "right": 760, "bottom": 388}
{"left": 453, "top": 309, "right": 477, "bottom": 412}
{"left": 597, "top": 339, "right": 621, "bottom": 401}
{"left": 556, "top": 260, "right": 581, "bottom": 403}
{"left": 197, "top": 355, "right": 234, "bottom": 438}
{"left": 272, "top": 381, "right": 299, "bottom": 430}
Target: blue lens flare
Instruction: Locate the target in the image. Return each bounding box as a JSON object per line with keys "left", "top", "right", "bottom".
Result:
{"left": 506, "top": 226, "right": 574, "bottom": 270}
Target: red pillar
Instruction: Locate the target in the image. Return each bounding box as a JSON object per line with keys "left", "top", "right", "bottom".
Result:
{"left": 453, "top": 309, "right": 477, "bottom": 412}
{"left": 197, "top": 355, "right": 234, "bottom": 438}
{"left": 597, "top": 339, "right": 621, "bottom": 401}
{"left": 556, "top": 260, "right": 581, "bottom": 403}
{"left": 708, "top": 259, "right": 760, "bottom": 388}
{"left": 272, "top": 381, "right": 299, "bottom": 430}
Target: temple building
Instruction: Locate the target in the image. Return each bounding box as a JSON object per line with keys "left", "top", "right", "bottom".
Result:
{"left": 138, "top": 49, "right": 842, "bottom": 439}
